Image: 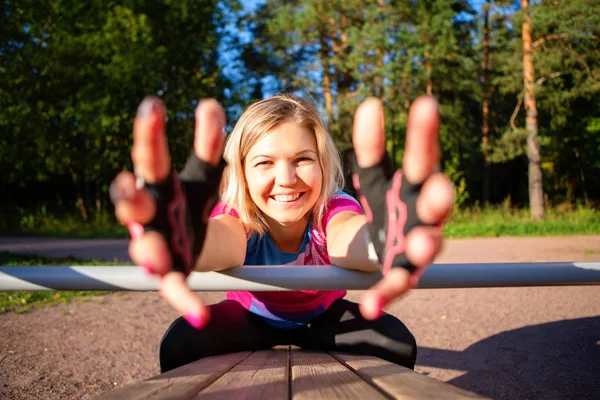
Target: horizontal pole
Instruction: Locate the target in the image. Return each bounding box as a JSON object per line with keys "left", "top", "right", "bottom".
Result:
{"left": 1, "top": 262, "right": 599, "bottom": 291}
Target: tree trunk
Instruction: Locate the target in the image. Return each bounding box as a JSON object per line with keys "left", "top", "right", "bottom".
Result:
{"left": 319, "top": 32, "right": 333, "bottom": 127}
{"left": 521, "top": 0, "right": 544, "bottom": 220}
{"left": 317, "top": 3, "right": 333, "bottom": 127}
{"left": 482, "top": 2, "right": 491, "bottom": 204}
{"left": 424, "top": 51, "right": 433, "bottom": 95}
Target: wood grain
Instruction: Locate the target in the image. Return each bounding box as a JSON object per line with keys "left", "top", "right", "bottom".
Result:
{"left": 96, "top": 351, "right": 251, "bottom": 400}
{"left": 196, "top": 348, "right": 288, "bottom": 399}
{"left": 332, "top": 352, "right": 490, "bottom": 400}
{"left": 291, "top": 349, "right": 387, "bottom": 400}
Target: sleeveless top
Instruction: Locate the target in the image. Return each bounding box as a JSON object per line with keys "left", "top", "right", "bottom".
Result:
{"left": 210, "top": 191, "right": 363, "bottom": 328}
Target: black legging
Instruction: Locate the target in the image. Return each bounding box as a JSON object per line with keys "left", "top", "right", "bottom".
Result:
{"left": 159, "top": 298, "right": 417, "bottom": 373}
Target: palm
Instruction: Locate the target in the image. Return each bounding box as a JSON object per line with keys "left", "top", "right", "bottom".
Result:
{"left": 352, "top": 97, "right": 454, "bottom": 320}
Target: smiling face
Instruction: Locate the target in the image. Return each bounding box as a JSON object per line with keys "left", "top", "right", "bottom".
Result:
{"left": 244, "top": 122, "right": 323, "bottom": 231}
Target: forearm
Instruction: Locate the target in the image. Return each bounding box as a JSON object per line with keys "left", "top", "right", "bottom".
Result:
{"left": 194, "top": 215, "right": 246, "bottom": 272}
{"left": 327, "top": 213, "right": 380, "bottom": 272}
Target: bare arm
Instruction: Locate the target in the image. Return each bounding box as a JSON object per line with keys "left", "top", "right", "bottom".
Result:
{"left": 326, "top": 211, "right": 379, "bottom": 272}
{"left": 194, "top": 214, "right": 247, "bottom": 272}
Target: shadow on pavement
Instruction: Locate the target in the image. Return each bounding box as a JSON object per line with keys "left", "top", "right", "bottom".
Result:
{"left": 418, "top": 316, "right": 600, "bottom": 400}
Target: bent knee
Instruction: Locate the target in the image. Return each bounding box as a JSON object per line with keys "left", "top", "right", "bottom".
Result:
{"left": 159, "top": 317, "right": 198, "bottom": 372}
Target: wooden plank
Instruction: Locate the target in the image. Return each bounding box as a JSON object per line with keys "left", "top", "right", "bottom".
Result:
{"left": 96, "top": 351, "right": 251, "bottom": 400}
{"left": 196, "top": 348, "right": 289, "bottom": 399}
{"left": 332, "top": 352, "right": 490, "bottom": 400}
{"left": 291, "top": 349, "right": 387, "bottom": 400}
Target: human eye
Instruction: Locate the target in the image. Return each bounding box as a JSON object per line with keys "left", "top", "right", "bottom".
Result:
{"left": 254, "top": 160, "right": 273, "bottom": 167}
{"left": 295, "top": 156, "right": 315, "bottom": 165}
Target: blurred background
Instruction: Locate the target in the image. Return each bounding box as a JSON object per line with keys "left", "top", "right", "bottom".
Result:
{"left": 1, "top": 0, "right": 599, "bottom": 238}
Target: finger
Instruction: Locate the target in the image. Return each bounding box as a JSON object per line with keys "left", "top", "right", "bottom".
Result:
{"left": 359, "top": 227, "right": 442, "bottom": 320}
{"left": 129, "top": 231, "right": 173, "bottom": 276}
{"left": 194, "top": 99, "right": 226, "bottom": 166}
{"left": 404, "top": 225, "right": 443, "bottom": 269}
{"left": 352, "top": 97, "right": 385, "bottom": 168}
{"left": 403, "top": 96, "right": 441, "bottom": 184}
{"left": 132, "top": 97, "right": 170, "bottom": 184}
{"left": 111, "top": 171, "right": 156, "bottom": 225}
{"left": 416, "top": 172, "right": 455, "bottom": 224}
{"left": 359, "top": 267, "right": 411, "bottom": 320}
{"left": 160, "top": 271, "right": 210, "bottom": 329}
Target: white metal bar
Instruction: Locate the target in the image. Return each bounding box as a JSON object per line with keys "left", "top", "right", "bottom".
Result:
{"left": 1, "top": 262, "right": 599, "bottom": 291}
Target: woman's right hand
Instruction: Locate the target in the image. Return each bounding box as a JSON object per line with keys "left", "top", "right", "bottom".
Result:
{"left": 111, "top": 97, "right": 226, "bottom": 329}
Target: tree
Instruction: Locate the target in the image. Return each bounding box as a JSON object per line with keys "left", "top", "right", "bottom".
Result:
{"left": 521, "top": 0, "right": 544, "bottom": 220}
{"left": 1, "top": 0, "right": 233, "bottom": 219}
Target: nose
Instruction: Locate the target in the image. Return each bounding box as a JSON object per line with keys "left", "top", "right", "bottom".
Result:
{"left": 275, "top": 162, "right": 297, "bottom": 187}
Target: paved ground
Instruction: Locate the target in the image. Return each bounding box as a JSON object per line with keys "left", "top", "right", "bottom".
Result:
{"left": 0, "top": 236, "right": 599, "bottom": 399}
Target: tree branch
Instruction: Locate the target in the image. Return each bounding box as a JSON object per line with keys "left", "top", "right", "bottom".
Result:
{"left": 510, "top": 92, "right": 524, "bottom": 131}
{"left": 535, "top": 71, "right": 567, "bottom": 86}
{"left": 533, "top": 32, "right": 600, "bottom": 50}
{"left": 533, "top": 33, "right": 570, "bottom": 49}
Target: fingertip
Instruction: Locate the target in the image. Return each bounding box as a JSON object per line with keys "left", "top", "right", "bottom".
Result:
{"left": 129, "top": 232, "right": 173, "bottom": 276}
{"left": 159, "top": 272, "right": 209, "bottom": 327}
{"left": 137, "top": 96, "right": 166, "bottom": 119}
{"left": 353, "top": 97, "right": 385, "bottom": 168}
{"left": 360, "top": 292, "right": 386, "bottom": 321}
{"left": 418, "top": 173, "right": 456, "bottom": 224}
{"left": 132, "top": 96, "right": 171, "bottom": 183}
{"left": 405, "top": 227, "right": 442, "bottom": 268}
{"left": 185, "top": 310, "right": 210, "bottom": 330}
{"left": 114, "top": 189, "right": 156, "bottom": 226}
{"left": 354, "top": 97, "right": 384, "bottom": 128}
{"left": 196, "top": 98, "right": 226, "bottom": 128}
{"left": 411, "top": 95, "right": 439, "bottom": 113}
{"left": 110, "top": 172, "right": 136, "bottom": 204}
{"left": 194, "top": 99, "right": 226, "bottom": 165}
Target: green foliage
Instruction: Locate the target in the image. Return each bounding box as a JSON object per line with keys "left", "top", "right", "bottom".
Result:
{"left": 0, "top": 208, "right": 127, "bottom": 238}
{"left": 2, "top": 0, "right": 600, "bottom": 224}
{"left": 1, "top": 0, "right": 235, "bottom": 218}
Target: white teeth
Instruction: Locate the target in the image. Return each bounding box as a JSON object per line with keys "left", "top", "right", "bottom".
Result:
{"left": 273, "top": 193, "right": 301, "bottom": 202}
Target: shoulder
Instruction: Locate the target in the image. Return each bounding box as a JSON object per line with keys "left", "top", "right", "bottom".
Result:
{"left": 210, "top": 201, "right": 240, "bottom": 219}
{"left": 319, "top": 191, "right": 363, "bottom": 233}
{"left": 326, "top": 191, "right": 361, "bottom": 210}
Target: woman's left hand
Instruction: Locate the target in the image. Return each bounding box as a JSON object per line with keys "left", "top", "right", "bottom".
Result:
{"left": 352, "top": 96, "right": 455, "bottom": 320}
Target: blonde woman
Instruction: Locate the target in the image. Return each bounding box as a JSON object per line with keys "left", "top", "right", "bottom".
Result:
{"left": 112, "top": 94, "right": 454, "bottom": 373}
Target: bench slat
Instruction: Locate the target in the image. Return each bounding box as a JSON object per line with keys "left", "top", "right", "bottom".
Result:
{"left": 332, "top": 352, "right": 490, "bottom": 400}
{"left": 97, "top": 351, "right": 251, "bottom": 400}
{"left": 291, "top": 349, "right": 388, "bottom": 400}
{"left": 197, "top": 348, "right": 288, "bottom": 399}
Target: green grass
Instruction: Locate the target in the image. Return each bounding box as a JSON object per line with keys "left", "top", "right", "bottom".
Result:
{"left": 0, "top": 252, "right": 128, "bottom": 314}
{"left": 445, "top": 203, "right": 600, "bottom": 238}
{"left": 0, "top": 209, "right": 128, "bottom": 238}
{"left": 2, "top": 204, "right": 600, "bottom": 239}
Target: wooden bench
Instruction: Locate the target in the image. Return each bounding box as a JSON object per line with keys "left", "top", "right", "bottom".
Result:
{"left": 98, "top": 347, "right": 488, "bottom": 399}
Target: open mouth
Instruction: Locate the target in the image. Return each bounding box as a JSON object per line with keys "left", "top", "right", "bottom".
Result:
{"left": 270, "top": 192, "right": 305, "bottom": 203}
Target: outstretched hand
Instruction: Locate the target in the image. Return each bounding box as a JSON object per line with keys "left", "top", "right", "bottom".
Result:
{"left": 352, "top": 97, "right": 454, "bottom": 320}
{"left": 111, "top": 97, "right": 226, "bottom": 328}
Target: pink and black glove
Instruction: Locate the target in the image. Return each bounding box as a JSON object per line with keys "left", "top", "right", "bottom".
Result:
{"left": 352, "top": 153, "right": 427, "bottom": 275}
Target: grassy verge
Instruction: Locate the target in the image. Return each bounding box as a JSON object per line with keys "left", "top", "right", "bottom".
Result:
{"left": 2, "top": 205, "right": 599, "bottom": 239}
{"left": 444, "top": 203, "right": 600, "bottom": 237}
{"left": 0, "top": 210, "right": 128, "bottom": 238}
{"left": 0, "top": 252, "right": 129, "bottom": 314}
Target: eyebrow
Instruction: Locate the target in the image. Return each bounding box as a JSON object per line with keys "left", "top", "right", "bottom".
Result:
{"left": 249, "top": 149, "right": 317, "bottom": 162}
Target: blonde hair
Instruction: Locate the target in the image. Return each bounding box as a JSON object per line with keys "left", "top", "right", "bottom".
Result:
{"left": 220, "top": 94, "right": 345, "bottom": 235}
